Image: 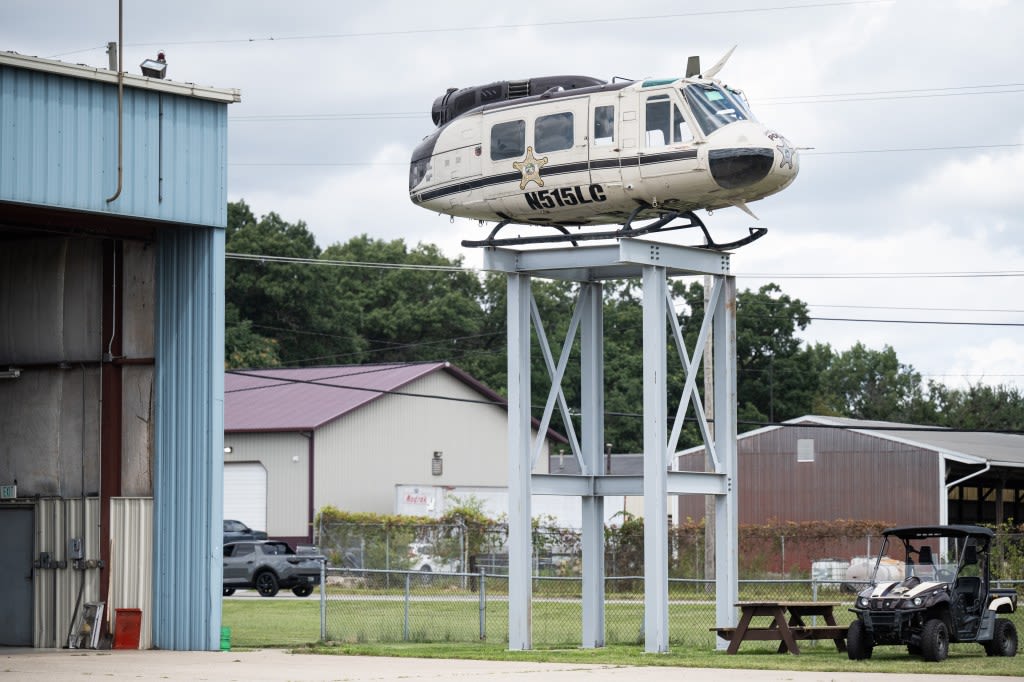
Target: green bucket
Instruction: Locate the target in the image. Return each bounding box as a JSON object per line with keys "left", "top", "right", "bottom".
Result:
{"left": 220, "top": 626, "right": 231, "bottom": 651}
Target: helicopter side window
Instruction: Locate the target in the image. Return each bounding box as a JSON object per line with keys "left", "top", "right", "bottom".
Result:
{"left": 644, "top": 95, "right": 692, "bottom": 148}
{"left": 593, "top": 105, "right": 614, "bottom": 146}
{"left": 535, "top": 112, "right": 574, "bottom": 154}
{"left": 491, "top": 120, "right": 526, "bottom": 161}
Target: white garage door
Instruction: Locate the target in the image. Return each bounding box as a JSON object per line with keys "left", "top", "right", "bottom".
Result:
{"left": 224, "top": 462, "right": 267, "bottom": 533}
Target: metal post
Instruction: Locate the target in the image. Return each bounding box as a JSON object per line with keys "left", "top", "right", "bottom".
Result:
{"left": 713, "top": 274, "right": 739, "bottom": 641}
{"left": 403, "top": 571, "right": 411, "bottom": 641}
{"left": 479, "top": 568, "right": 487, "bottom": 640}
{"left": 507, "top": 273, "right": 533, "bottom": 650}
{"left": 642, "top": 265, "right": 669, "bottom": 653}
{"left": 319, "top": 558, "right": 327, "bottom": 641}
{"left": 580, "top": 282, "right": 606, "bottom": 648}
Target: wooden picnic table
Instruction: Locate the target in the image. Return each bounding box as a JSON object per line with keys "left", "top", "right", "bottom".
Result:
{"left": 713, "top": 601, "right": 848, "bottom": 655}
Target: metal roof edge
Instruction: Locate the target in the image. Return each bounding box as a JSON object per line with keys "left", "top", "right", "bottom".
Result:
{"left": 0, "top": 50, "right": 241, "bottom": 103}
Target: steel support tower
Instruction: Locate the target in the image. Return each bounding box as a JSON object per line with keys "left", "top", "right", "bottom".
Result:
{"left": 484, "top": 238, "right": 739, "bottom": 654}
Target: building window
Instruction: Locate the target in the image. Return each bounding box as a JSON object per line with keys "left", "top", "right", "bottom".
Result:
{"left": 797, "top": 439, "right": 815, "bottom": 463}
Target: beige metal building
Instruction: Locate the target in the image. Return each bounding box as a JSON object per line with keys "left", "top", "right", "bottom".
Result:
{"left": 224, "top": 362, "right": 560, "bottom": 546}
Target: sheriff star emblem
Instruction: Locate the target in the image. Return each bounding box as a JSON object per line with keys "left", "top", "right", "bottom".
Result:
{"left": 513, "top": 146, "right": 548, "bottom": 189}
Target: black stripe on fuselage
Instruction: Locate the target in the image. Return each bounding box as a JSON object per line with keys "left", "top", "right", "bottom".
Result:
{"left": 413, "top": 149, "right": 699, "bottom": 204}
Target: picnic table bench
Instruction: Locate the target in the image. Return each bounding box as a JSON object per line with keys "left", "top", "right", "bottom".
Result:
{"left": 712, "top": 601, "right": 848, "bottom": 655}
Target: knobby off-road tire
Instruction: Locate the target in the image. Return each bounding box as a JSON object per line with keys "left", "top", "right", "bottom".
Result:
{"left": 984, "top": 619, "right": 1018, "bottom": 657}
{"left": 846, "top": 619, "right": 874, "bottom": 660}
{"left": 921, "top": 618, "right": 950, "bottom": 662}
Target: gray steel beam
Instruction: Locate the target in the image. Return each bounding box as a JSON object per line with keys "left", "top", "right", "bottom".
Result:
{"left": 507, "top": 273, "right": 533, "bottom": 650}
{"left": 580, "top": 282, "right": 605, "bottom": 648}
{"left": 532, "top": 472, "right": 728, "bottom": 497}
{"left": 713, "top": 274, "right": 739, "bottom": 649}
{"left": 642, "top": 264, "right": 669, "bottom": 653}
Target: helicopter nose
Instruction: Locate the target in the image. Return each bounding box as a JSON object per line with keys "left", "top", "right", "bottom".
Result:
{"left": 708, "top": 148, "right": 775, "bottom": 189}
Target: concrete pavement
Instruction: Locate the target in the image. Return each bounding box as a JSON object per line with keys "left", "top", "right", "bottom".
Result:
{"left": 0, "top": 649, "right": 1010, "bottom": 681}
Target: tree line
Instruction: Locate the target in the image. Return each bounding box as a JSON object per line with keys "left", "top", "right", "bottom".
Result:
{"left": 226, "top": 200, "right": 1024, "bottom": 452}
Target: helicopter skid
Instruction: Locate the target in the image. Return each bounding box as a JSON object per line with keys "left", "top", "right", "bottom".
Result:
{"left": 460, "top": 211, "right": 766, "bottom": 251}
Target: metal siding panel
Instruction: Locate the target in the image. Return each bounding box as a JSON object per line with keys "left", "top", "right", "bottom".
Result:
{"left": 110, "top": 497, "right": 154, "bottom": 649}
{"left": 33, "top": 498, "right": 101, "bottom": 648}
{"left": 153, "top": 226, "right": 224, "bottom": 650}
{"left": 224, "top": 433, "right": 309, "bottom": 538}
{"left": 0, "top": 64, "right": 228, "bottom": 226}
{"left": 313, "top": 372, "right": 534, "bottom": 515}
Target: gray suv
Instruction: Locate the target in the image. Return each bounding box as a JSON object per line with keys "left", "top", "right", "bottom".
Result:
{"left": 223, "top": 541, "right": 324, "bottom": 597}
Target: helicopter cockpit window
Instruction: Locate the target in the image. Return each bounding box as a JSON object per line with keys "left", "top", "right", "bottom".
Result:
{"left": 682, "top": 84, "right": 750, "bottom": 136}
{"left": 644, "top": 94, "right": 693, "bottom": 148}
{"left": 491, "top": 120, "right": 526, "bottom": 161}
{"left": 593, "top": 105, "right": 615, "bottom": 146}
{"left": 535, "top": 112, "right": 574, "bottom": 153}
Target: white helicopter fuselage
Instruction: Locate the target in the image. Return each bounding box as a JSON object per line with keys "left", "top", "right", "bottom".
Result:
{"left": 409, "top": 75, "right": 799, "bottom": 227}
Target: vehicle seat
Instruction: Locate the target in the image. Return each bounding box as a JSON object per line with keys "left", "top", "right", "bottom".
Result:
{"left": 956, "top": 576, "right": 981, "bottom": 611}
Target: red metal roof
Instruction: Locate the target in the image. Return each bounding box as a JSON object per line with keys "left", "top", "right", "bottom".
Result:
{"left": 224, "top": 362, "right": 498, "bottom": 432}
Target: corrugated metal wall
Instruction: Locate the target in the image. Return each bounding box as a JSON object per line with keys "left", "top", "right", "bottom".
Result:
{"left": 224, "top": 433, "right": 309, "bottom": 539}
{"left": 153, "top": 225, "right": 224, "bottom": 650}
{"left": 33, "top": 498, "right": 100, "bottom": 648}
{"left": 314, "top": 370, "right": 545, "bottom": 515}
{"left": 677, "top": 425, "right": 940, "bottom": 526}
{"left": 0, "top": 62, "right": 228, "bottom": 226}
{"left": 109, "top": 497, "right": 154, "bottom": 649}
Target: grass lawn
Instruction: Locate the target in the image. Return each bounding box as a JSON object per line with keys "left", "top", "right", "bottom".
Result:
{"left": 223, "top": 596, "right": 1022, "bottom": 675}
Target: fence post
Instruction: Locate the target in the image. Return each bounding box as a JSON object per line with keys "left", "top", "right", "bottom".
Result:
{"left": 319, "top": 558, "right": 327, "bottom": 642}
{"left": 403, "top": 571, "right": 411, "bottom": 641}
{"left": 479, "top": 568, "right": 487, "bottom": 640}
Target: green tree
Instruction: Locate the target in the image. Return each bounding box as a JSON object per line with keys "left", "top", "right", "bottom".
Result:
{"left": 817, "top": 342, "right": 927, "bottom": 420}
{"left": 320, "top": 235, "right": 486, "bottom": 364}
{"left": 226, "top": 200, "right": 363, "bottom": 366}
{"left": 930, "top": 383, "right": 1024, "bottom": 431}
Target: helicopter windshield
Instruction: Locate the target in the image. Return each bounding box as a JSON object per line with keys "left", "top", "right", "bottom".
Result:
{"left": 682, "top": 84, "right": 752, "bottom": 136}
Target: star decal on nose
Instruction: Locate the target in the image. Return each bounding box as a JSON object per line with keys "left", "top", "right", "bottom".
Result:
{"left": 513, "top": 146, "right": 549, "bottom": 189}
{"left": 769, "top": 131, "right": 796, "bottom": 170}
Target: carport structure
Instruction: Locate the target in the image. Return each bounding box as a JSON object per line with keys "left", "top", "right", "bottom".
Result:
{"left": 0, "top": 51, "right": 238, "bottom": 649}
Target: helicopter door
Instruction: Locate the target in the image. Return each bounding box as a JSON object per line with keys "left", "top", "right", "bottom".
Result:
{"left": 638, "top": 92, "right": 697, "bottom": 179}
{"left": 589, "top": 95, "right": 623, "bottom": 191}
{"left": 485, "top": 99, "right": 591, "bottom": 220}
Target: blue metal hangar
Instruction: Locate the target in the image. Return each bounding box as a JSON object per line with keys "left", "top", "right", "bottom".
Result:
{"left": 0, "top": 51, "right": 239, "bottom": 650}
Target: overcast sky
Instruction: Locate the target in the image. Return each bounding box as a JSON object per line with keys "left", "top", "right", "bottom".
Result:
{"left": 4, "top": 0, "right": 1023, "bottom": 393}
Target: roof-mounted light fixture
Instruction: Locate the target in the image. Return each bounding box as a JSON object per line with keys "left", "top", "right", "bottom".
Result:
{"left": 0, "top": 368, "right": 21, "bottom": 379}
{"left": 140, "top": 51, "right": 167, "bottom": 79}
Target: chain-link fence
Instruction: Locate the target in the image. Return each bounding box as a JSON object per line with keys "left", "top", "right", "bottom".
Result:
{"left": 221, "top": 525, "right": 1024, "bottom": 648}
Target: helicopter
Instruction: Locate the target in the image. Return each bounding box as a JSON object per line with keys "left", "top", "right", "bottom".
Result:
{"left": 408, "top": 49, "right": 799, "bottom": 249}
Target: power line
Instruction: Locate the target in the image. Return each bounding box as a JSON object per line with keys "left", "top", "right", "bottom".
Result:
{"left": 227, "top": 252, "right": 465, "bottom": 272}
{"left": 50, "top": 1, "right": 891, "bottom": 57}
{"left": 808, "top": 316, "right": 1024, "bottom": 328}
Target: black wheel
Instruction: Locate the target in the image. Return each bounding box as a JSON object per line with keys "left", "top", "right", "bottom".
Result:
{"left": 418, "top": 564, "right": 433, "bottom": 586}
{"left": 292, "top": 584, "right": 314, "bottom": 597}
{"left": 847, "top": 619, "right": 874, "bottom": 660}
{"left": 921, "top": 618, "right": 949, "bottom": 662}
{"left": 255, "top": 571, "right": 280, "bottom": 597}
{"left": 984, "top": 619, "right": 1018, "bottom": 657}
{"left": 222, "top": 587, "right": 235, "bottom": 597}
